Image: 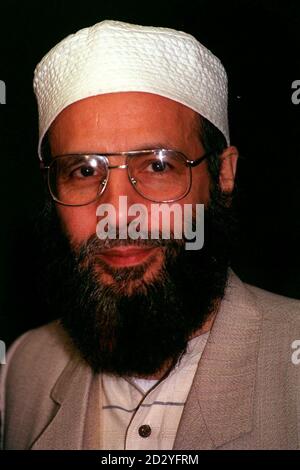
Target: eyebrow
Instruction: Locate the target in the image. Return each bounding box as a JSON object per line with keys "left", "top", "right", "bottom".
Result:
{"left": 129, "top": 142, "right": 175, "bottom": 151}
{"left": 129, "top": 141, "right": 181, "bottom": 152}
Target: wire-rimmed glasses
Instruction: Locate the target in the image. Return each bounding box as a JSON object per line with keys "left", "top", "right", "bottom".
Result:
{"left": 41, "top": 148, "right": 210, "bottom": 206}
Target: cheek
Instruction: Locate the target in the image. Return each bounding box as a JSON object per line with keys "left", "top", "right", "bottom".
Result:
{"left": 56, "top": 204, "right": 98, "bottom": 243}
{"left": 134, "top": 176, "right": 211, "bottom": 238}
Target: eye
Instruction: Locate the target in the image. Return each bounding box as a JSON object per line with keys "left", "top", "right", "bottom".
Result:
{"left": 69, "top": 159, "right": 103, "bottom": 179}
{"left": 146, "top": 159, "right": 171, "bottom": 173}
{"left": 74, "top": 165, "right": 98, "bottom": 178}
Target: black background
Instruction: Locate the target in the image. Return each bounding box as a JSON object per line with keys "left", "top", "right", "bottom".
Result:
{"left": 0, "top": 0, "right": 299, "bottom": 347}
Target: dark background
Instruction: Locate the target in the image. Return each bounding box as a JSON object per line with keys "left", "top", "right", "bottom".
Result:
{"left": 0, "top": 0, "right": 299, "bottom": 347}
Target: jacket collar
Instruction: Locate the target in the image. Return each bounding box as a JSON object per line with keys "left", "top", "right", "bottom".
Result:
{"left": 174, "top": 270, "right": 262, "bottom": 449}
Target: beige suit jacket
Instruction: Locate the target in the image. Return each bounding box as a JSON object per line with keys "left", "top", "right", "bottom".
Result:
{"left": 1, "top": 270, "right": 300, "bottom": 449}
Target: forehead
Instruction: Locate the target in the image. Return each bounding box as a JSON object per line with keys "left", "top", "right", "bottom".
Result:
{"left": 48, "top": 92, "right": 200, "bottom": 153}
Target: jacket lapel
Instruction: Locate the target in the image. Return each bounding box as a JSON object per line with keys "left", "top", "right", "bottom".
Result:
{"left": 174, "top": 271, "right": 262, "bottom": 449}
{"left": 30, "top": 354, "right": 99, "bottom": 450}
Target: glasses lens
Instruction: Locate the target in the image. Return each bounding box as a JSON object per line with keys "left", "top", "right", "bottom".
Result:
{"left": 49, "top": 155, "right": 107, "bottom": 205}
{"left": 128, "top": 150, "right": 190, "bottom": 202}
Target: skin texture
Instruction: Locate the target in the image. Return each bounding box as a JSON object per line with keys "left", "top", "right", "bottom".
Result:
{"left": 49, "top": 91, "right": 238, "bottom": 378}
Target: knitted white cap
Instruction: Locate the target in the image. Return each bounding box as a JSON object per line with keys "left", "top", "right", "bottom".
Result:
{"left": 33, "top": 20, "right": 229, "bottom": 160}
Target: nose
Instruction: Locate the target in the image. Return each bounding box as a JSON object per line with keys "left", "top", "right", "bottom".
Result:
{"left": 98, "top": 157, "right": 147, "bottom": 229}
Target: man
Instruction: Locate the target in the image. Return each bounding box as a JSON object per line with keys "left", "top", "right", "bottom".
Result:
{"left": 1, "top": 19, "right": 300, "bottom": 450}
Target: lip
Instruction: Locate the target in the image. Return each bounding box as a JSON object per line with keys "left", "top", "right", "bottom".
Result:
{"left": 98, "top": 246, "right": 158, "bottom": 267}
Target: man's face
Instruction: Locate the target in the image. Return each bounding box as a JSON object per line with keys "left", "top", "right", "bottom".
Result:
{"left": 49, "top": 92, "right": 210, "bottom": 289}
{"left": 44, "top": 92, "right": 235, "bottom": 376}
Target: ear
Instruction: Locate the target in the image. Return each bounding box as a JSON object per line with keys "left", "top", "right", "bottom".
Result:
{"left": 219, "top": 146, "right": 239, "bottom": 193}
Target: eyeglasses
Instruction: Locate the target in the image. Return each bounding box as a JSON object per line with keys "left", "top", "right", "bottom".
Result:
{"left": 40, "top": 148, "right": 211, "bottom": 206}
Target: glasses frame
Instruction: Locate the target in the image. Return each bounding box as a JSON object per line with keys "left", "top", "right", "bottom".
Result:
{"left": 40, "top": 148, "right": 211, "bottom": 206}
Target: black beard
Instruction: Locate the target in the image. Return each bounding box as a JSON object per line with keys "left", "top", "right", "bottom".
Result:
{"left": 39, "top": 188, "right": 236, "bottom": 377}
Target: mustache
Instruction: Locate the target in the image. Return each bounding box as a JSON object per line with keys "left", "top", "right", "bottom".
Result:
{"left": 72, "top": 229, "right": 186, "bottom": 258}
{"left": 72, "top": 232, "right": 186, "bottom": 284}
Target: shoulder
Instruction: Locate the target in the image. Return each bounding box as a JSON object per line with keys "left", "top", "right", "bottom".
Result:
{"left": 1, "top": 321, "right": 75, "bottom": 408}
{"left": 228, "top": 269, "right": 300, "bottom": 324}
{"left": 5, "top": 320, "right": 74, "bottom": 374}
{"left": 235, "top": 274, "right": 300, "bottom": 368}
{"left": 0, "top": 321, "right": 75, "bottom": 449}
{"left": 245, "top": 281, "right": 300, "bottom": 325}
{"left": 226, "top": 270, "right": 300, "bottom": 349}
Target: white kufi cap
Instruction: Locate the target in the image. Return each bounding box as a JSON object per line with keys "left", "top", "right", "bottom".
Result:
{"left": 33, "top": 20, "right": 229, "bottom": 160}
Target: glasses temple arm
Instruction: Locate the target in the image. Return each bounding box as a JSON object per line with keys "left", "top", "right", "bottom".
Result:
{"left": 187, "top": 151, "right": 213, "bottom": 168}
